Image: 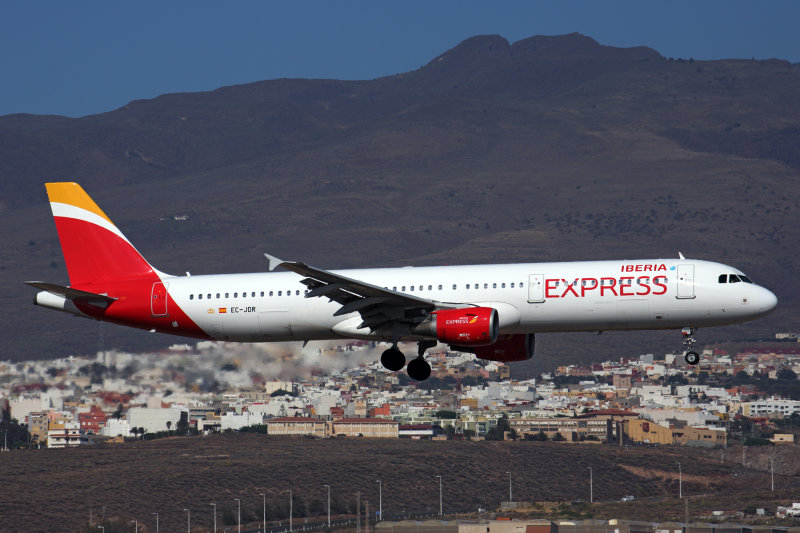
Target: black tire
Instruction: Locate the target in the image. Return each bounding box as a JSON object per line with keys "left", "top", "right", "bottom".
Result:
{"left": 380, "top": 348, "right": 406, "bottom": 371}
{"left": 685, "top": 351, "right": 700, "bottom": 365}
{"left": 406, "top": 358, "right": 431, "bottom": 381}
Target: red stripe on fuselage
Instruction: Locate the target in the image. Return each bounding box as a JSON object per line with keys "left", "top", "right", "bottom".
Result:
{"left": 52, "top": 217, "right": 210, "bottom": 339}
{"left": 73, "top": 277, "right": 211, "bottom": 340}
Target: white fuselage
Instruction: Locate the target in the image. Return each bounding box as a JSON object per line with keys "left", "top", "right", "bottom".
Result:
{"left": 162, "top": 259, "right": 777, "bottom": 342}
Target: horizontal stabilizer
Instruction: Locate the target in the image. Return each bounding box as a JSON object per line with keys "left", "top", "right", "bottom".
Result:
{"left": 24, "top": 281, "right": 117, "bottom": 305}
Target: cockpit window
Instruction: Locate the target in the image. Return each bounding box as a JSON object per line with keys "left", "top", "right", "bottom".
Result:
{"left": 718, "top": 274, "right": 727, "bottom": 284}
{"left": 729, "top": 274, "right": 741, "bottom": 283}
{"left": 740, "top": 275, "right": 753, "bottom": 284}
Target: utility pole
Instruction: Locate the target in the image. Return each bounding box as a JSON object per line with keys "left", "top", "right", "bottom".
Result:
{"left": 210, "top": 503, "right": 216, "bottom": 533}
{"left": 365, "top": 501, "right": 369, "bottom": 533}
{"left": 678, "top": 462, "right": 682, "bottom": 499}
{"left": 152, "top": 513, "right": 158, "bottom": 533}
{"left": 588, "top": 467, "right": 593, "bottom": 503}
{"left": 183, "top": 508, "right": 190, "bottom": 533}
{"left": 324, "top": 484, "right": 331, "bottom": 527}
{"left": 289, "top": 490, "right": 293, "bottom": 532}
{"left": 506, "top": 471, "right": 512, "bottom": 502}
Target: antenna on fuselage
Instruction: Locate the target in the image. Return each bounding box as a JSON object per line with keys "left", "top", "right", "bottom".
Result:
{"left": 678, "top": 251, "right": 686, "bottom": 260}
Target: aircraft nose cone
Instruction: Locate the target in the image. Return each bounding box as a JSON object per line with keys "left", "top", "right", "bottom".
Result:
{"left": 759, "top": 287, "right": 778, "bottom": 314}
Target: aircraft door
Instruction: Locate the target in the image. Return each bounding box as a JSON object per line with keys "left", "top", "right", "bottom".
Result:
{"left": 527, "top": 274, "right": 544, "bottom": 303}
{"left": 151, "top": 282, "right": 168, "bottom": 317}
{"left": 676, "top": 264, "right": 695, "bottom": 299}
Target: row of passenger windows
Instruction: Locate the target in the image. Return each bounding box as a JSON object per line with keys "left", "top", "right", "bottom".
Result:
{"left": 190, "top": 290, "right": 304, "bottom": 300}
{"left": 719, "top": 274, "right": 753, "bottom": 284}
{"left": 188, "top": 281, "right": 527, "bottom": 301}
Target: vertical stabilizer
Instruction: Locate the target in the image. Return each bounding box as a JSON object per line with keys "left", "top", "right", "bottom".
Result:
{"left": 45, "top": 182, "right": 160, "bottom": 287}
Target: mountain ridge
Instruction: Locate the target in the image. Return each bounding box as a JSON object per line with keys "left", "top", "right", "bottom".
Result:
{"left": 1, "top": 33, "right": 797, "bottom": 367}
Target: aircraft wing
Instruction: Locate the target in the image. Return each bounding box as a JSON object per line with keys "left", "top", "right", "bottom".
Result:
{"left": 265, "top": 253, "right": 443, "bottom": 331}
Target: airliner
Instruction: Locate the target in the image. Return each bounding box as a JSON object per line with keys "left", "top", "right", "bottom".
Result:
{"left": 27, "top": 183, "right": 778, "bottom": 381}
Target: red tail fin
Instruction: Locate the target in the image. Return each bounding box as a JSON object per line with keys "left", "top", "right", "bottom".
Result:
{"left": 45, "top": 183, "right": 161, "bottom": 287}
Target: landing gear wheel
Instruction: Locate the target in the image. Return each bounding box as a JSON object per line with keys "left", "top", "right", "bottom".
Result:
{"left": 381, "top": 348, "right": 406, "bottom": 371}
{"left": 407, "top": 357, "right": 431, "bottom": 381}
{"left": 685, "top": 351, "right": 700, "bottom": 365}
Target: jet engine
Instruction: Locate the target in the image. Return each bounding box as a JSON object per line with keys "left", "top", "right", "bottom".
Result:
{"left": 415, "top": 307, "right": 499, "bottom": 346}
{"left": 471, "top": 333, "right": 535, "bottom": 362}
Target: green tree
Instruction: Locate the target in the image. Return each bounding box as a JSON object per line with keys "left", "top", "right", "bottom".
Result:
{"left": 551, "top": 432, "right": 566, "bottom": 442}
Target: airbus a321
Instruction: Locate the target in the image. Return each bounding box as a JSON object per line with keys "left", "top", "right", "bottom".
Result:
{"left": 27, "top": 183, "right": 778, "bottom": 381}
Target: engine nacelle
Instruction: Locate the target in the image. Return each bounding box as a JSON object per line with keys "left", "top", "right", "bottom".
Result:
{"left": 472, "top": 333, "right": 535, "bottom": 362}
{"left": 417, "top": 307, "right": 499, "bottom": 346}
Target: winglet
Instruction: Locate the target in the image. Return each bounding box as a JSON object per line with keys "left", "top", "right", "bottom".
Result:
{"left": 264, "top": 253, "right": 285, "bottom": 271}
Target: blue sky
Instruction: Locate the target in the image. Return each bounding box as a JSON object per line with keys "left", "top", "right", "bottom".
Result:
{"left": 2, "top": 1, "right": 798, "bottom": 117}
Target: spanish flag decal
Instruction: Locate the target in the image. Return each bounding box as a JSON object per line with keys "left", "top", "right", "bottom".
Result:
{"left": 219, "top": 308, "right": 227, "bottom": 314}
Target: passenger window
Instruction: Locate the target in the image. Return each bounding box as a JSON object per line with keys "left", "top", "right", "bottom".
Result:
{"left": 269, "top": 291, "right": 273, "bottom": 297}
{"left": 410, "top": 286, "right": 414, "bottom": 291}
{"left": 438, "top": 285, "right": 442, "bottom": 290}
{"left": 296, "top": 290, "right": 300, "bottom": 295}
{"left": 207, "top": 294, "right": 211, "bottom": 299}
{"left": 199, "top": 294, "right": 203, "bottom": 299}
{"left": 260, "top": 291, "right": 264, "bottom": 297}
{"left": 452, "top": 284, "right": 457, "bottom": 290}
{"left": 493, "top": 283, "right": 497, "bottom": 288}
{"left": 278, "top": 291, "right": 282, "bottom": 296}
{"left": 719, "top": 275, "right": 727, "bottom": 283}
{"left": 428, "top": 285, "right": 432, "bottom": 291}
{"left": 225, "top": 293, "right": 229, "bottom": 298}
{"left": 190, "top": 294, "right": 194, "bottom": 300}
{"left": 511, "top": 283, "right": 515, "bottom": 288}
{"left": 234, "top": 292, "right": 238, "bottom": 298}
{"left": 393, "top": 286, "right": 397, "bottom": 291}
{"left": 251, "top": 292, "right": 255, "bottom": 297}
{"left": 402, "top": 286, "right": 406, "bottom": 291}
{"left": 484, "top": 283, "right": 488, "bottom": 289}
{"left": 502, "top": 283, "right": 506, "bottom": 288}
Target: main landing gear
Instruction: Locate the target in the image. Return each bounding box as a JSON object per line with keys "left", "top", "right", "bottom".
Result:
{"left": 380, "top": 340, "right": 436, "bottom": 381}
{"left": 682, "top": 327, "right": 700, "bottom": 366}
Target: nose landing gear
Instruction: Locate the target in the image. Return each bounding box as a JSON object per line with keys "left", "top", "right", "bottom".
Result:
{"left": 682, "top": 327, "right": 700, "bottom": 365}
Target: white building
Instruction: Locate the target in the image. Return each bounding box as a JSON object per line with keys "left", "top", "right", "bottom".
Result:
{"left": 48, "top": 421, "right": 88, "bottom": 448}
{"left": 127, "top": 407, "right": 184, "bottom": 433}
{"left": 742, "top": 398, "right": 800, "bottom": 417}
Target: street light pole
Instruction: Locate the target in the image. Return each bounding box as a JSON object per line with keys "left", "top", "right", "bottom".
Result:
{"left": 324, "top": 484, "right": 331, "bottom": 527}
{"left": 130, "top": 520, "right": 138, "bottom": 533}
{"left": 152, "top": 512, "right": 158, "bottom": 533}
{"left": 678, "top": 462, "right": 682, "bottom": 499}
{"left": 436, "top": 475, "right": 442, "bottom": 516}
{"left": 376, "top": 479, "right": 382, "bottom": 521}
{"left": 235, "top": 498, "right": 241, "bottom": 533}
{"left": 289, "top": 490, "right": 293, "bottom": 532}
{"left": 260, "top": 493, "right": 266, "bottom": 533}
{"left": 183, "top": 508, "right": 190, "bottom": 533}
{"left": 588, "top": 467, "right": 593, "bottom": 503}
{"left": 771, "top": 456, "right": 775, "bottom": 492}
{"left": 506, "top": 471, "right": 512, "bottom": 502}
{"left": 210, "top": 503, "right": 217, "bottom": 533}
